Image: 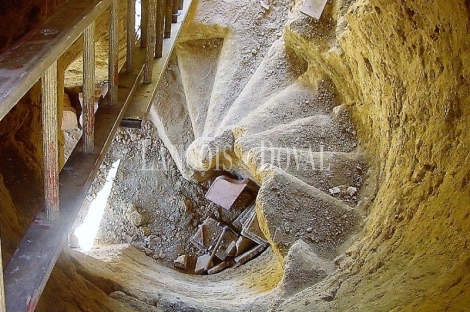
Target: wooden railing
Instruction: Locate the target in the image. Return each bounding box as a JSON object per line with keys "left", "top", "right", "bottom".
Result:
{"left": 0, "top": 0, "right": 191, "bottom": 310}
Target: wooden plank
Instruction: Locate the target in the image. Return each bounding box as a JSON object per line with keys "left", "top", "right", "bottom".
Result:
{"left": 0, "top": 0, "right": 112, "bottom": 122}
{"left": 3, "top": 47, "right": 147, "bottom": 312}
{"left": 122, "top": 0, "right": 193, "bottom": 124}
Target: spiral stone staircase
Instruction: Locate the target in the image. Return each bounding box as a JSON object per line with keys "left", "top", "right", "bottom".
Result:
{"left": 149, "top": 27, "right": 366, "bottom": 269}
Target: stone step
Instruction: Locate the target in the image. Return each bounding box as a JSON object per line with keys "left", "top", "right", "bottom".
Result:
{"left": 280, "top": 240, "right": 334, "bottom": 297}
{"left": 234, "top": 115, "right": 358, "bottom": 157}
{"left": 217, "top": 39, "right": 307, "bottom": 131}
{"left": 255, "top": 168, "right": 360, "bottom": 261}
{"left": 202, "top": 38, "right": 251, "bottom": 136}
{"left": 176, "top": 39, "right": 223, "bottom": 138}
{"left": 147, "top": 55, "right": 196, "bottom": 180}
{"left": 239, "top": 147, "right": 364, "bottom": 198}
{"left": 235, "top": 79, "right": 337, "bottom": 136}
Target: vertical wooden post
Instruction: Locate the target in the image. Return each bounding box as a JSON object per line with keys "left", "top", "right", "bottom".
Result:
{"left": 155, "top": 0, "right": 164, "bottom": 58}
{"left": 109, "top": 0, "right": 119, "bottom": 105}
{"left": 83, "top": 22, "right": 95, "bottom": 153}
{"left": 164, "top": 0, "right": 172, "bottom": 38}
{"left": 0, "top": 238, "right": 5, "bottom": 312}
{"left": 140, "top": 0, "right": 149, "bottom": 48}
{"left": 42, "top": 62, "right": 60, "bottom": 221}
{"left": 178, "top": 0, "right": 183, "bottom": 10}
{"left": 172, "top": 0, "right": 179, "bottom": 23}
{"left": 143, "top": 0, "right": 157, "bottom": 83}
{"left": 126, "top": 0, "right": 135, "bottom": 73}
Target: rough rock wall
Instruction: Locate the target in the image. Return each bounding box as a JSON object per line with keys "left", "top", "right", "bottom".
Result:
{"left": 282, "top": 0, "right": 470, "bottom": 310}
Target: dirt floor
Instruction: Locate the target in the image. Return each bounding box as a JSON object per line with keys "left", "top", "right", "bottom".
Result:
{"left": 71, "top": 121, "right": 259, "bottom": 270}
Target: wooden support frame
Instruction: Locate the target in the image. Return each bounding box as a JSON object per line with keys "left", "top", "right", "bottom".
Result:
{"left": 42, "top": 61, "right": 60, "bottom": 221}
{"left": 83, "top": 22, "right": 96, "bottom": 153}
{"left": 3, "top": 46, "right": 149, "bottom": 312}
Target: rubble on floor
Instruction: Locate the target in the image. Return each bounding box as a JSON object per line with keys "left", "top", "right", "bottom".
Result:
{"left": 174, "top": 175, "right": 268, "bottom": 275}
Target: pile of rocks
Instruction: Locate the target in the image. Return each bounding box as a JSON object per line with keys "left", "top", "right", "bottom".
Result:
{"left": 173, "top": 176, "right": 268, "bottom": 275}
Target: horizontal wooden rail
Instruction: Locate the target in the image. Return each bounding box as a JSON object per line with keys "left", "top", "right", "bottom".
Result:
{"left": 0, "top": 0, "right": 112, "bottom": 121}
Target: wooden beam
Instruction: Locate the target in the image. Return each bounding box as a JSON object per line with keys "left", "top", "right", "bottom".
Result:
{"left": 108, "top": 0, "right": 119, "bottom": 105}
{"left": 143, "top": 0, "right": 158, "bottom": 83}
{"left": 83, "top": 22, "right": 96, "bottom": 153}
{"left": 126, "top": 0, "right": 136, "bottom": 73}
{"left": 140, "top": 0, "right": 149, "bottom": 48}
{"left": 0, "top": 0, "right": 112, "bottom": 122}
{"left": 42, "top": 61, "right": 60, "bottom": 221}
{"left": 172, "top": 0, "right": 179, "bottom": 23}
{"left": 164, "top": 0, "right": 173, "bottom": 38}
{"left": 154, "top": 0, "right": 165, "bottom": 59}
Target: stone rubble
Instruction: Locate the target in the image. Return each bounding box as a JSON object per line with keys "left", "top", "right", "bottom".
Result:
{"left": 175, "top": 175, "right": 269, "bottom": 275}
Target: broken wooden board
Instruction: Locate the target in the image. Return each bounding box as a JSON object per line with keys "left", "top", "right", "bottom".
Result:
{"left": 300, "top": 0, "right": 328, "bottom": 19}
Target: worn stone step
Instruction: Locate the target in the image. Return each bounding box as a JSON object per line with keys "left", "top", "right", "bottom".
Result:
{"left": 280, "top": 240, "right": 334, "bottom": 297}
{"left": 217, "top": 39, "right": 307, "bottom": 131}
{"left": 234, "top": 114, "right": 358, "bottom": 158}
{"left": 202, "top": 37, "right": 250, "bottom": 137}
{"left": 235, "top": 79, "right": 337, "bottom": 137}
{"left": 239, "top": 147, "right": 364, "bottom": 198}
{"left": 147, "top": 55, "right": 196, "bottom": 180}
{"left": 176, "top": 39, "right": 223, "bottom": 138}
{"left": 256, "top": 168, "right": 360, "bottom": 261}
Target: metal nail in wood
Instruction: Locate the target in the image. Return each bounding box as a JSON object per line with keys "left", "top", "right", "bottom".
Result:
{"left": 42, "top": 62, "right": 60, "bottom": 221}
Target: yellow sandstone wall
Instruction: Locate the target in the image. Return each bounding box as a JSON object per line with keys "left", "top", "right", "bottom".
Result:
{"left": 284, "top": 0, "right": 470, "bottom": 310}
